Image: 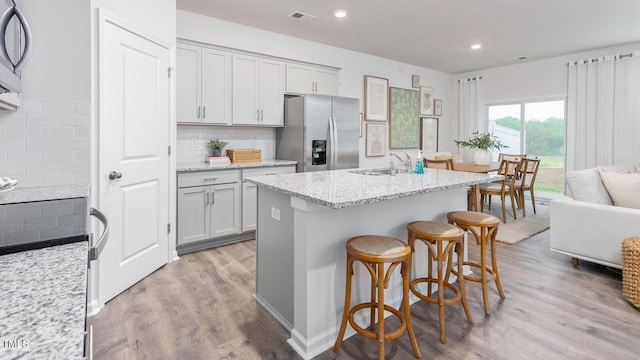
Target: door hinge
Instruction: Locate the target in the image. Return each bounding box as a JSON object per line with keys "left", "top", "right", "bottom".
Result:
{"left": 168, "top": 67, "right": 174, "bottom": 79}
{"left": 167, "top": 223, "right": 171, "bottom": 233}
{"left": 168, "top": 145, "right": 171, "bottom": 156}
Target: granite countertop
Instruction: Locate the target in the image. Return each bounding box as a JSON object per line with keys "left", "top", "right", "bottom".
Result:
{"left": 0, "top": 184, "right": 89, "bottom": 205}
{"left": 177, "top": 159, "right": 297, "bottom": 172}
{"left": 0, "top": 241, "right": 88, "bottom": 359}
{"left": 246, "top": 168, "right": 503, "bottom": 209}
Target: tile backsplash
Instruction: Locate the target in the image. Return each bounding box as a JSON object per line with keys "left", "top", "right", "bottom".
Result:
{"left": 177, "top": 125, "right": 275, "bottom": 164}
{"left": 0, "top": 100, "right": 89, "bottom": 187}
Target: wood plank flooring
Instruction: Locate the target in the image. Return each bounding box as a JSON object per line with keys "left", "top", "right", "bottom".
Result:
{"left": 89, "top": 229, "right": 640, "bottom": 359}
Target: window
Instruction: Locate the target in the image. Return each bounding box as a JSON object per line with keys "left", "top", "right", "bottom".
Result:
{"left": 487, "top": 99, "right": 565, "bottom": 199}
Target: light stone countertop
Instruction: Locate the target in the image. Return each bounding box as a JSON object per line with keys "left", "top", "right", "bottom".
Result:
{"left": 0, "top": 184, "right": 89, "bottom": 205}
{"left": 246, "top": 168, "right": 503, "bottom": 209}
{"left": 0, "top": 241, "right": 88, "bottom": 359}
{"left": 177, "top": 159, "right": 297, "bottom": 172}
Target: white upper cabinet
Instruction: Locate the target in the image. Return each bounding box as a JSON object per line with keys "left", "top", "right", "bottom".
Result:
{"left": 285, "top": 63, "right": 339, "bottom": 96}
{"left": 233, "top": 54, "right": 285, "bottom": 126}
{"left": 176, "top": 43, "right": 231, "bottom": 124}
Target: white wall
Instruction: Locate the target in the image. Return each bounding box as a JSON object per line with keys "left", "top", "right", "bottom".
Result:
{"left": 453, "top": 41, "right": 640, "bottom": 135}
{"left": 177, "top": 10, "right": 453, "bottom": 168}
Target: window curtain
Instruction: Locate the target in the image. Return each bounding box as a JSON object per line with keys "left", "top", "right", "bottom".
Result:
{"left": 566, "top": 51, "right": 640, "bottom": 171}
{"left": 457, "top": 76, "right": 482, "bottom": 161}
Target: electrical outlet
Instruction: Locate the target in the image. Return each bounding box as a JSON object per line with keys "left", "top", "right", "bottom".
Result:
{"left": 271, "top": 207, "right": 281, "bottom": 221}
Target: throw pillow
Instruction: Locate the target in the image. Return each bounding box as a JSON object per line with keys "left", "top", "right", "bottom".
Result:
{"left": 597, "top": 168, "right": 640, "bottom": 209}
{"left": 565, "top": 168, "right": 613, "bottom": 205}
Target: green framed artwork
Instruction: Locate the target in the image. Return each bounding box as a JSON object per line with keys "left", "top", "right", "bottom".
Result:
{"left": 389, "top": 87, "right": 420, "bottom": 149}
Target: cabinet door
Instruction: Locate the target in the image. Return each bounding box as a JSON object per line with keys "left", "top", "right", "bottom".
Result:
{"left": 176, "top": 44, "right": 201, "bottom": 123}
{"left": 285, "top": 63, "right": 314, "bottom": 95}
{"left": 242, "top": 181, "right": 257, "bottom": 232}
{"left": 315, "top": 68, "right": 339, "bottom": 96}
{"left": 201, "top": 48, "right": 232, "bottom": 125}
{"left": 232, "top": 54, "right": 260, "bottom": 125}
{"left": 259, "top": 58, "right": 285, "bottom": 126}
{"left": 177, "top": 186, "right": 210, "bottom": 245}
{"left": 210, "top": 182, "right": 241, "bottom": 238}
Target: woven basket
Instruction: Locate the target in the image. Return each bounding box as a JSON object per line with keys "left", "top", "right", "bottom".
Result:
{"left": 622, "top": 237, "right": 640, "bottom": 308}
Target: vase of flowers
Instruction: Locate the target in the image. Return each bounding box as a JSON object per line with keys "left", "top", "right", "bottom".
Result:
{"left": 207, "top": 138, "right": 229, "bottom": 157}
{"left": 454, "top": 131, "right": 508, "bottom": 165}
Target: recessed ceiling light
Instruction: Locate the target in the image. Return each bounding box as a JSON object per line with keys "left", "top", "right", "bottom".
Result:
{"left": 470, "top": 43, "right": 482, "bottom": 50}
{"left": 334, "top": 9, "right": 348, "bottom": 18}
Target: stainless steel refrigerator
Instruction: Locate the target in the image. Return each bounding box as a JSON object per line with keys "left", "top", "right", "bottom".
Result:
{"left": 276, "top": 94, "right": 360, "bottom": 173}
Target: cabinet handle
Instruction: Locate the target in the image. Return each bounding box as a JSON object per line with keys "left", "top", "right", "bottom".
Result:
{"left": 197, "top": 105, "right": 201, "bottom": 119}
{"left": 256, "top": 109, "right": 260, "bottom": 121}
{"left": 203, "top": 177, "right": 217, "bottom": 182}
{"left": 203, "top": 106, "right": 206, "bottom": 119}
{"left": 211, "top": 191, "right": 215, "bottom": 206}
{"left": 260, "top": 109, "right": 264, "bottom": 121}
{"left": 265, "top": 173, "right": 277, "bottom": 176}
{"left": 314, "top": 82, "right": 317, "bottom": 92}
{"left": 205, "top": 192, "right": 209, "bottom": 205}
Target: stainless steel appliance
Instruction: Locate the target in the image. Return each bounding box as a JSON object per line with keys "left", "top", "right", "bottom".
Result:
{"left": 0, "top": 0, "right": 31, "bottom": 110}
{"left": 277, "top": 94, "right": 360, "bottom": 172}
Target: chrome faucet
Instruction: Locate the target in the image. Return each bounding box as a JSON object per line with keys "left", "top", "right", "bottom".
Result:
{"left": 390, "top": 152, "right": 412, "bottom": 173}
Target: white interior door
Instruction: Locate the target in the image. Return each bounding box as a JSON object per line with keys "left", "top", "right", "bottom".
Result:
{"left": 99, "top": 18, "right": 170, "bottom": 303}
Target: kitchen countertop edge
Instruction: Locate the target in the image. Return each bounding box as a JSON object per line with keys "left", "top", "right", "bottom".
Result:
{"left": 177, "top": 159, "right": 297, "bottom": 172}
{"left": 0, "top": 184, "right": 89, "bottom": 205}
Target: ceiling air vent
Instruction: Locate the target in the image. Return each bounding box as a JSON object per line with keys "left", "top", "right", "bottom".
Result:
{"left": 289, "top": 11, "right": 315, "bottom": 22}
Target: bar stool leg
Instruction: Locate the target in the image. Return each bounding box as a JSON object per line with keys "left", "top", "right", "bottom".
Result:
{"left": 402, "top": 259, "right": 422, "bottom": 358}
{"left": 436, "top": 241, "right": 446, "bottom": 343}
{"left": 333, "top": 256, "right": 354, "bottom": 352}
{"left": 370, "top": 262, "right": 377, "bottom": 330}
{"left": 376, "top": 262, "right": 385, "bottom": 360}
{"left": 490, "top": 228, "right": 506, "bottom": 298}
{"left": 456, "top": 242, "right": 473, "bottom": 324}
{"left": 480, "top": 229, "right": 490, "bottom": 315}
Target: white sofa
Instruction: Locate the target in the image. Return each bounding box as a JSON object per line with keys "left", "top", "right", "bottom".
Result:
{"left": 550, "top": 163, "right": 640, "bottom": 269}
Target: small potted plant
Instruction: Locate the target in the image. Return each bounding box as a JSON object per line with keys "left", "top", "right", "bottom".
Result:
{"left": 207, "top": 138, "right": 229, "bottom": 157}
{"left": 454, "top": 131, "right": 508, "bottom": 165}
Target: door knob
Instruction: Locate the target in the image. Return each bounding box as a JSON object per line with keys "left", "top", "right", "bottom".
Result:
{"left": 109, "top": 171, "right": 123, "bottom": 180}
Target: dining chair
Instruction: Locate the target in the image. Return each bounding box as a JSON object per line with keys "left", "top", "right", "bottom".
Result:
{"left": 424, "top": 158, "right": 454, "bottom": 170}
{"left": 479, "top": 158, "right": 523, "bottom": 223}
{"left": 498, "top": 153, "right": 526, "bottom": 163}
{"left": 515, "top": 157, "right": 541, "bottom": 216}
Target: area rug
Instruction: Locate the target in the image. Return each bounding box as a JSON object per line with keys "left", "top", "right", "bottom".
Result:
{"left": 482, "top": 200, "right": 550, "bottom": 244}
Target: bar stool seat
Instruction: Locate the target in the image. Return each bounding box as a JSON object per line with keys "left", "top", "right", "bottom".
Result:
{"left": 333, "top": 235, "right": 421, "bottom": 360}
{"left": 408, "top": 221, "right": 473, "bottom": 343}
{"left": 447, "top": 211, "right": 505, "bottom": 314}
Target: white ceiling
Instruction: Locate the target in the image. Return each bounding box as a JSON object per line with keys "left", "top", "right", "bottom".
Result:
{"left": 176, "top": 0, "right": 640, "bottom": 74}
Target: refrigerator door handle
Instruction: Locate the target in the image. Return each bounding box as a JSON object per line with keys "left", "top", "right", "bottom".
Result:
{"left": 328, "top": 116, "right": 334, "bottom": 169}
{"left": 331, "top": 116, "right": 339, "bottom": 166}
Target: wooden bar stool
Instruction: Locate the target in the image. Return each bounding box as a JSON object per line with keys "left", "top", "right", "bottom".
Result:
{"left": 333, "top": 235, "right": 421, "bottom": 360}
{"left": 446, "top": 211, "right": 505, "bottom": 314}
{"left": 407, "top": 221, "right": 473, "bottom": 343}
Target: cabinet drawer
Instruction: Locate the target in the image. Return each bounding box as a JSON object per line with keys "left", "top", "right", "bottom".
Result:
{"left": 242, "top": 166, "right": 295, "bottom": 180}
{"left": 178, "top": 170, "right": 240, "bottom": 188}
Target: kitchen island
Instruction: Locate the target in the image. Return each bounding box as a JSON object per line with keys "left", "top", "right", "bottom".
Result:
{"left": 246, "top": 168, "right": 501, "bottom": 359}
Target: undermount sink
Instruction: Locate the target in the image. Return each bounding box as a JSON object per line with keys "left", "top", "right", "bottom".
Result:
{"left": 350, "top": 168, "right": 408, "bottom": 176}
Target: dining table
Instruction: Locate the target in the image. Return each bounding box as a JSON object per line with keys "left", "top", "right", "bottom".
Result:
{"left": 452, "top": 161, "right": 501, "bottom": 211}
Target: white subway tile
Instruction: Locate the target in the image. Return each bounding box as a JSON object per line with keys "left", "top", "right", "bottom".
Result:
{"left": 0, "top": 112, "right": 26, "bottom": 125}
{"left": 7, "top": 125, "right": 42, "bottom": 138}
{"left": 42, "top": 174, "right": 74, "bottom": 186}
{"left": 26, "top": 138, "right": 59, "bottom": 150}
{"left": 73, "top": 103, "right": 90, "bottom": 115}
{"left": 59, "top": 114, "right": 88, "bottom": 127}
{"left": 59, "top": 161, "right": 89, "bottom": 175}
{"left": 26, "top": 162, "right": 59, "bottom": 175}
{"left": 0, "top": 138, "right": 25, "bottom": 151}
{"left": 43, "top": 126, "right": 74, "bottom": 138}
{"left": 74, "top": 126, "right": 89, "bottom": 139}
{"left": 43, "top": 150, "right": 74, "bottom": 162}
{"left": 20, "top": 100, "right": 43, "bottom": 113}
{"left": 26, "top": 113, "right": 58, "bottom": 126}
{"left": 42, "top": 102, "right": 74, "bottom": 114}
{"left": 59, "top": 138, "right": 89, "bottom": 150}
{"left": 7, "top": 151, "right": 43, "bottom": 163}
{"left": 0, "top": 163, "right": 25, "bottom": 176}
{"left": 74, "top": 150, "right": 89, "bottom": 161}
{"left": 16, "top": 175, "right": 44, "bottom": 187}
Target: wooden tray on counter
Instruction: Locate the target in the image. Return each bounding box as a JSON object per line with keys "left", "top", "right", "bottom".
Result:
{"left": 226, "top": 149, "right": 262, "bottom": 163}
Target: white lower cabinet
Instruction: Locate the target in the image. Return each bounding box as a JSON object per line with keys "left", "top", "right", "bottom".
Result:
{"left": 177, "top": 170, "right": 241, "bottom": 246}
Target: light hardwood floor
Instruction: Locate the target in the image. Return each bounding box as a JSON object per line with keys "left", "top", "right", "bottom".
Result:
{"left": 89, "top": 228, "right": 640, "bottom": 359}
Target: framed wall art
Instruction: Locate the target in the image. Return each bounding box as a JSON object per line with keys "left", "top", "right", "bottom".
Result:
{"left": 434, "top": 99, "right": 442, "bottom": 116}
{"left": 419, "top": 86, "right": 434, "bottom": 116}
{"left": 389, "top": 87, "right": 420, "bottom": 149}
{"left": 420, "top": 117, "right": 439, "bottom": 154}
{"left": 359, "top": 113, "right": 363, "bottom": 137}
{"left": 366, "top": 122, "right": 386, "bottom": 156}
{"left": 364, "top": 75, "right": 389, "bottom": 121}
